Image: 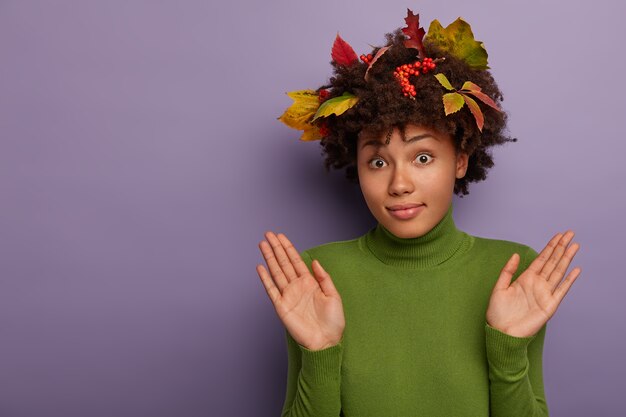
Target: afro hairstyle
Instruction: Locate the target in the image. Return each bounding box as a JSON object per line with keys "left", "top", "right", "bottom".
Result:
{"left": 315, "top": 28, "right": 517, "bottom": 197}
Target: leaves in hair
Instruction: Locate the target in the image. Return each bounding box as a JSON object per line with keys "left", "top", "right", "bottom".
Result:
{"left": 312, "top": 92, "right": 359, "bottom": 121}
{"left": 460, "top": 81, "right": 500, "bottom": 111}
{"left": 401, "top": 9, "right": 426, "bottom": 59}
{"left": 435, "top": 73, "right": 501, "bottom": 132}
{"left": 425, "top": 18, "right": 489, "bottom": 70}
{"left": 442, "top": 92, "right": 465, "bottom": 115}
{"left": 277, "top": 89, "right": 323, "bottom": 141}
{"left": 331, "top": 33, "right": 358, "bottom": 66}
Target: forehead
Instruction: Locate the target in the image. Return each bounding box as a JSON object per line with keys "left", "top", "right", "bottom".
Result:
{"left": 357, "top": 125, "right": 448, "bottom": 150}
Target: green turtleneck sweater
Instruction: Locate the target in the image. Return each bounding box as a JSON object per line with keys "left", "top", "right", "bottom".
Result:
{"left": 281, "top": 204, "right": 549, "bottom": 417}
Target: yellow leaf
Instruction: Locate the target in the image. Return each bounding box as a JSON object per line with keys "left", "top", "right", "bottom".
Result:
{"left": 300, "top": 126, "right": 323, "bottom": 142}
{"left": 312, "top": 92, "right": 359, "bottom": 122}
{"left": 277, "top": 90, "right": 320, "bottom": 131}
{"left": 435, "top": 73, "right": 455, "bottom": 91}
{"left": 442, "top": 92, "right": 465, "bottom": 115}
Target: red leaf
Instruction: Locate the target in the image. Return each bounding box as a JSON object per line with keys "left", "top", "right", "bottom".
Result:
{"left": 331, "top": 33, "right": 358, "bottom": 66}
{"left": 401, "top": 9, "right": 426, "bottom": 58}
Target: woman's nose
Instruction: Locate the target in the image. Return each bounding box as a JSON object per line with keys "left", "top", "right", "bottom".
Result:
{"left": 388, "top": 165, "right": 414, "bottom": 195}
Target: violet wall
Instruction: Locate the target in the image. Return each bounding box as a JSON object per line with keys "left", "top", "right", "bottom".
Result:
{"left": 0, "top": 1, "right": 623, "bottom": 416}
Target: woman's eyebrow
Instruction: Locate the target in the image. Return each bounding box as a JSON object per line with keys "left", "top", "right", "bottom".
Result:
{"left": 360, "top": 134, "right": 439, "bottom": 150}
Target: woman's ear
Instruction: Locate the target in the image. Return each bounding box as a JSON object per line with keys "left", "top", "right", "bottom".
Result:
{"left": 456, "top": 152, "right": 469, "bottom": 179}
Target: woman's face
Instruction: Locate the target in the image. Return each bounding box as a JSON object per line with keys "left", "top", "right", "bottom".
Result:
{"left": 356, "top": 124, "right": 469, "bottom": 239}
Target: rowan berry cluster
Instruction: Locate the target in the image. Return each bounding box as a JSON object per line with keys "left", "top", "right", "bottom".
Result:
{"left": 359, "top": 53, "right": 373, "bottom": 64}
{"left": 393, "top": 57, "right": 437, "bottom": 98}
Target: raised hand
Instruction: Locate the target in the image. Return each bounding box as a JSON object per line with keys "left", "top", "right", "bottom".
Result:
{"left": 486, "top": 231, "right": 582, "bottom": 338}
{"left": 256, "top": 231, "right": 345, "bottom": 351}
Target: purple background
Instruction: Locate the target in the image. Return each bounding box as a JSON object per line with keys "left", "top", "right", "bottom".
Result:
{"left": 0, "top": 1, "right": 623, "bottom": 416}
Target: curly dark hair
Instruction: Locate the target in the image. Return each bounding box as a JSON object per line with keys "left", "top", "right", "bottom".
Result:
{"left": 315, "top": 28, "right": 517, "bottom": 197}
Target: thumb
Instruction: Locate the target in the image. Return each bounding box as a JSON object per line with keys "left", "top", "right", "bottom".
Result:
{"left": 311, "top": 259, "right": 339, "bottom": 297}
{"left": 494, "top": 253, "right": 520, "bottom": 291}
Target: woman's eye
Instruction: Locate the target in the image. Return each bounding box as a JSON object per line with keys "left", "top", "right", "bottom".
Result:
{"left": 415, "top": 153, "right": 433, "bottom": 165}
{"left": 368, "top": 158, "right": 387, "bottom": 169}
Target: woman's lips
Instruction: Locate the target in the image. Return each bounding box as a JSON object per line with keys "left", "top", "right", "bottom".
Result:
{"left": 387, "top": 204, "right": 425, "bottom": 220}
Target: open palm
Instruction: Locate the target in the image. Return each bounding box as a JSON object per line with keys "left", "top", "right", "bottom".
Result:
{"left": 486, "top": 230, "right": 582, "bottom": 338}
{"left": 257, "top": 231, "right": 345, "bottom": 351}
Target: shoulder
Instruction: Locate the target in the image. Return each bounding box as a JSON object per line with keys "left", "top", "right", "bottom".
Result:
{"left": 298, "top": 235, "right": 365, "bottom": 271}
{"left": 300, "top": 235, "right": 361, "bottom": 259}
{"left": 470, "top": 233, "right": 540, "bottom": 268}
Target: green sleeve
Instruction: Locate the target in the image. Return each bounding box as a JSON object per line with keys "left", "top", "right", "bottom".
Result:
{"left": 485, "top": 246, "right": 549, "bottom": 416}
{"left": 280, "top": 250, "right": 343, "bottom": 417}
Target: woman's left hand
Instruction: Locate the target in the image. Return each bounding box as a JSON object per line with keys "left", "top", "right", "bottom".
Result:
{"left": 486, "top": 230, "right": 582, "bottom": 338}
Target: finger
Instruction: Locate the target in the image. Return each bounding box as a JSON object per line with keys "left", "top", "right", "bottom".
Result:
{"left": 265, "top": 231, "right": 298, "bottom": 283}
{"left": 312, "top": 259, "right": 340, "bottom": 297}
{"left": 548, "top": 242, "right": 580, "bottom": 291}
{"left": 258, "top": 239, "right": 289, "bottom": 292}
{"left": 276, "top": 233, "right": 309, "bottom": 277}
{"left": 256, "top": 264, "right": 282, "bottom": 305}
{"left": 552, "top": 266, "right": 582, "bottom": 302}
{"left": 493, "top": 253, "right": 520, "bottom": 291}
{"left": 527, "top": 232, "right": 563, "bottom": 274}
{"left": 540, "top": 230, "right": 575, "bottom": 279}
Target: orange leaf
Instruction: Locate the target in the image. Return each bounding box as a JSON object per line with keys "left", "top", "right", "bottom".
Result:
{"left": 462, "top": 94, "right": 484, "bottom": 132}
{"left": 461, "top": 81, "right": 482, "bottom": 92}
{"left": 463, "top": 90, "right": 501, "bottom": 112}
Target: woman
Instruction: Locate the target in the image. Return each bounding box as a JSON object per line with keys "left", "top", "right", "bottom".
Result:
{"left": 257, "top": 9, "right": 581, "bottom": 417}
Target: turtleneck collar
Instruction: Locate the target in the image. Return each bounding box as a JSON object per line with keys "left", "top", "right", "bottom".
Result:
{"left": 362, "top": 203, "right": 471, "bottom": 269}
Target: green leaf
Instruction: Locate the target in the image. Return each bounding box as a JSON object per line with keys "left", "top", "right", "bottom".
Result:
{"left": 461, "top": 93, "right": 485, "bottom": 132}
{"left": 424, "top": 18, "right": 489, "bottom": 70}
{"left": 434, "top": 73, "right": 455, "bottom": 91}
{"left": 312, "top": 92, "right": 359, "bottom": 121}
{"left": 442, "top": 92, "right": 465, "bottom": 115}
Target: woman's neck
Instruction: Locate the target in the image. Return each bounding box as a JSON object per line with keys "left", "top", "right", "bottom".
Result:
{"left": 363, "top": 203, "right": 471, "bottom": 269}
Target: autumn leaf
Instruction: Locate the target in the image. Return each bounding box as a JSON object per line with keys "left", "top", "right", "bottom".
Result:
{"left": 460, "top": 81, "right": 501, "bottom": 112}
{"left": 277, "top": 89, "right": 320, "bottom": 130}
{"left": 300, "top": 126, "right": 323, "bottom": 141}
{"left": 435, "top": 73, "right": 455, "bottom": 91}
{"left": 402, "top": 9, "right": 426, "bottom": 59}
{"left": 364, "top": 46, "right": 390, "bottom": 81}
{"left": 424, "top": 18, "right": 489, "bottom": 70}
{"left": 460, "top": 81, "right": 482, "bottom": 92}
{"left": 312, "top": 92, "right": 359, "bottom": 121}
{"left": 442, "top": 92, "right": 465, "bottom": 115}
{"left": 435, "top": 76, "right": 498, "bottom": 131}
{"left": 331, "top": 33, "right": 358, "bottom": 66}
{"left": 462, "top": 94, "right": 484, "bottom": 132}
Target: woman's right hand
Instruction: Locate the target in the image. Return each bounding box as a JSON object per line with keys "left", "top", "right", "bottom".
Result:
{"left": 256, "top": 231, "right": 345, "bottom": 351}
